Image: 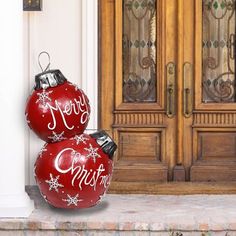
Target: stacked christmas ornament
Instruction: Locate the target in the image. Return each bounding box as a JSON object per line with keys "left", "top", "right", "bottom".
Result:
{"left": 25, "top": 56, "right": 117, "bottom": 209}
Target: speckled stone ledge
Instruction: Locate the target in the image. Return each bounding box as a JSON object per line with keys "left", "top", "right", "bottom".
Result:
{"left": 0, "top": 186, "right": 236, "bottom": 235}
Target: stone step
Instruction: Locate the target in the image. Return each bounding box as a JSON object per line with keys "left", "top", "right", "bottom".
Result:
{"left": 0, "top": 232, "right": 235, "bottom": 236}
{"left": 0, "top": 186, "right": 236, "bottom": 236}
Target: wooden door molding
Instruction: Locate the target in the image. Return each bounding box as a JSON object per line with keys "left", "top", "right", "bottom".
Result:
{"left": 193, "top": 111, "right": 236, "bottom": 128}
{"left": 194, "top": 0, "right": 236, "bottom": 110}
{"left": 112, "top": 127, "right": 168, "bottom": 182}
{"left": 191, "top": 127, "right": 236, "bottom": 181}
{"left": 109, "top": 181, "right": 236, "bottom": 194}
{"left": 98, "top": 0, "right": 115, "bottom": 136}
{"left": 180, "top": 0, "right": 195, "bottom": 182}
{"left": 114, "top": 0, "right": 166, "bottom": 111}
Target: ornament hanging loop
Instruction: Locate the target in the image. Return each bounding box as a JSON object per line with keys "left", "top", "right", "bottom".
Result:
{"left": 38, "top": 51, "right": 51, "bottom": 72}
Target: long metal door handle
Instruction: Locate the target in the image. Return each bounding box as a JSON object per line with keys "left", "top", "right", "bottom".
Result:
{"left": 183, "top": 62, "right": 193, "bottom": 118}
{"left": 166, "top": 62, "right": 176, "bottom": 118}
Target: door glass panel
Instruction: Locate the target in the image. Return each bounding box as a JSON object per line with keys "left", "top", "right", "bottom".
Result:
{"left": 202, "top": 0, "right": 236, "bottom": 103}
{"left": 122, "top": 0, "right": 157, "bottom": 103}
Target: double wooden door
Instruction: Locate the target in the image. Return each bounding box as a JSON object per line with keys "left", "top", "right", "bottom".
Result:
{"left": 99, "top": 0, "right": 236, "bottom": 193}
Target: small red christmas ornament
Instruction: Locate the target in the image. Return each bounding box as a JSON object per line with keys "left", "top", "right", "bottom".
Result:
{"left": 25, "top": 53, "right": 90, "bottom": 142}
{"left": 34, "top": 131, "right": 117, "bottom": 209}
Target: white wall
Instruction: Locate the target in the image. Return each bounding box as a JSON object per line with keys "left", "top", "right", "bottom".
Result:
{"left": 23, "top": 0, "right": 98, "bottom": 185}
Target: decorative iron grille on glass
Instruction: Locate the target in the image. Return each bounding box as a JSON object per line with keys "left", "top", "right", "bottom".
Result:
{"left": 122, "top": 0, "right": 157, "bottom": 103}
{"left": 202, "top": 0, "right": 236, "bottom": 103}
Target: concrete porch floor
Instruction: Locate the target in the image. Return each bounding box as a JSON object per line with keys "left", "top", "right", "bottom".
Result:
{"left": 0, "top": 187, "right": 236, "bottom": 235}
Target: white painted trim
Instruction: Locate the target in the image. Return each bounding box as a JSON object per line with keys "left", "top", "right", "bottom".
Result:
{"left": 81, "top": 0, "right": 98, "bottom": 132}
{"left": 0, "top": 193, "right": 34, "bottom": 218}
{"left": 23, "top": 12, "right": 31, "bottom": 186}
{"left": 0, "top": 0, "right": 34, "bottom": 217}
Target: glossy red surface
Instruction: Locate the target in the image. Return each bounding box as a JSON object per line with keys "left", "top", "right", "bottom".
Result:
{"left": 34, "top": 134, "right": 113, "bottom": 209}
{"left": 25, "top": 81, "right": 90, "bottom": 142}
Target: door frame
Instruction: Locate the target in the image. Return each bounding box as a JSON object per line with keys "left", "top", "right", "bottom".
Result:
{"left": 81, "top": 0, "right": 99, "bottom": 131}
{"left": 98, "top": 0, "right": 236, "bottom": 194}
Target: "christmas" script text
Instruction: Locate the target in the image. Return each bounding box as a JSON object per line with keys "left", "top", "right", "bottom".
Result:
{"left": 55, "top": 148, "right": 110, "bottom": 191}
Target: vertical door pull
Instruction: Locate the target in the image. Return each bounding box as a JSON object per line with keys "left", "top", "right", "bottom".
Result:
{"left": 183, "top": 62, "right": 193, "bottom": 118}
{"left": 166, "top": 62, "right": 176, "bottom": 118}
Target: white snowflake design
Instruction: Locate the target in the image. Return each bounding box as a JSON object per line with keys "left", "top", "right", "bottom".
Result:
{"left": 84, "top": 144, "right": 101, "bottom": 163}
{"left": 62, "top": 194, "right": 83, "bottom": 206}
{"left": 73, "top": 134, "right": 89, "bottom": 145}
{"left": 38, "top": 146, "right": 47, "bottom": 158}
{"left": 45, "top": 173, "right": 64, "bottom": 192}
{"left": 48, "top": 131, "right": 66, "bottom": 142}
{"left": 36, "top": 90, "right": 53, "bottom": 106}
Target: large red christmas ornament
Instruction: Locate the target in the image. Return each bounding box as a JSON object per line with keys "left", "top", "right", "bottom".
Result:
{"left": 34, "top": 131, "right": 117, "bottom": 209}
{"left": 25, "top": 70, "right": 90, "bottom": 142}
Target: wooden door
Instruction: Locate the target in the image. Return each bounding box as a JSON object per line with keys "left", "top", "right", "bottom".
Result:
{"left": 99, "top": 0, "right": 236, "bottom": 193}
{"left": 189, "top": 0, "right": 236, "bottom": 182}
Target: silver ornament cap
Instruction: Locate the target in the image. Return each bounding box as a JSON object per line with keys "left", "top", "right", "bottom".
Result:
{"left": 34, "top": 70, "right": 67, "bottom": 90}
